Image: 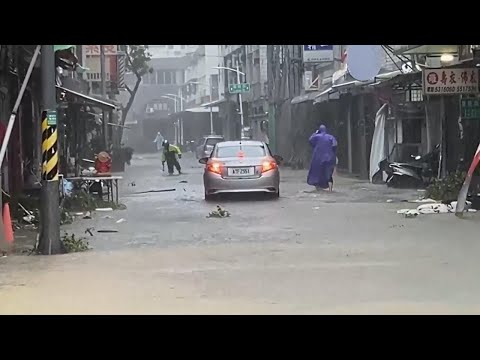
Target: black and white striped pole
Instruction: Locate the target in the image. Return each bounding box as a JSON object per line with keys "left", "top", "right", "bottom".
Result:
{"left": 38, "top": 45, "right": 62, "bottom": 255}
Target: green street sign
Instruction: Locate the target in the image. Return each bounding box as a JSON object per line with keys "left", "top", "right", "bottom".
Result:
{"left": 461, "top": 98, "right": 480, "bottom": 120}
{"left": 229, "top": 83, "right": 251, "bottom": 94}
{"left": 46, "top": 110, "right": 57, "bottom": 126}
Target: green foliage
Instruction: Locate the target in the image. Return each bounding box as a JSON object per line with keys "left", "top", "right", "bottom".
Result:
{"left": 426, "top": 171, "right": 466, "bottom": 202}
{"left": 61, "top": 232, "right": 90, "bottom": 253}
{"left": 126, "top": 45, "right": 153, "bottom": 78}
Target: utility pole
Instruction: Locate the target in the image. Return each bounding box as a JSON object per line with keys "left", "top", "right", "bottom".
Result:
{"left": 39, "top": 45, "right": 62, "bottom": 255}
{"left": 100, "top": 45, "right": 108, "bottom": 149}
{"left": 236, "top": 60, "right": 245, "bottom": 139}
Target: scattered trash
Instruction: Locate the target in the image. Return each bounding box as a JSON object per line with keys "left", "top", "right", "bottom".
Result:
{"left": 135, "top": 188, "right": 176, "bottom": 194}
{"left": 102, "top": 215, "right": 114, "bottom": 219}
{"left": 73, "top": 212, "right": 84, "bottom": 216}
{"left": 313, "top": 206, "right": 320, "bottom": 210}
{"left": 83, "top": 211, "right": 92, "bottom": 219}
{"left": 179, "top": 180, "right": 188, "bottom": 184}
{"left": 451, "top": 201, "right": 471, "bottom": 211}
{"left": 207, "top": 205, "right": 231, "bottom": 218}
{"left": 62, "top": 179, "right": 74, "bottom": 197}
{"left": 116, "top": 218, "right": 126, "bottom": 223}
{"left": 97, "top": 229, "right": 119, "bottom": 233}
{"left": 397, "top": 209, "right": 420, "bottom": 218}
{"left": 95, "top": 207, "right": 113, "bottom": 212}
{"left": 468, "top": 209, "right": 477, "bottom": 213}
{"left": 417, "top": 203, "right": 451, "bottom": 214}
{"left": 85, "top": 228, "right": 94, "bottom": 236}
{"left": 22, "top": 214, "right": 35, "bottom": 223}
{"left": 386, "top": 199, "right": 393, "bottom": 203}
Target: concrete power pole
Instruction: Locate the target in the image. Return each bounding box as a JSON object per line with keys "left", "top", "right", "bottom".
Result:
{"left": 100, "top": 45, "right": 108, "bottom": 149}
{"left": 38, "top": 45, "right": 62, "bottom": 255}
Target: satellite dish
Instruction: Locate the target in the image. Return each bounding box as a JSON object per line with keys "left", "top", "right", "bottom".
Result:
{"left": 347, "top": 45, "right": 383, "bottom": 81}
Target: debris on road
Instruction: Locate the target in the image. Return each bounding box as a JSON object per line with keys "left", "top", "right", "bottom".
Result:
{"left": 96, "top": 207, "right": 113, "bottom": 212}
{"left": 397, "top": 209, "right": 420, "bottom": 218}
{"left": 313, "top": 206, "right": 320, "bottom": 210}
{"left": 102, "top": 215, "right": 114, "bottom": 219}
{"left": 116, "top": 218, "right": 126, "bottom": 223}
{"left": 179, "top": 180, "right": 188, "bottom": 183}
{"left": 83, "top": 211, "right": 92, "bottom": 219}
{"left": 207, "top": 205, "right": 231, "bottom": 218}
{"left": 417, "top": 203, "right": 451, "bottom": 214}
{"left": 97, "top": 229, "right": 119, "bottom": 233}
{"left": 85, "top": 228, "right": 94, "bottom": 236}
{"left": 386, "top": 199, "right": 393, "bottom": 203}
{"left": 135, "top": 188, "right": 176, "bottom": 194}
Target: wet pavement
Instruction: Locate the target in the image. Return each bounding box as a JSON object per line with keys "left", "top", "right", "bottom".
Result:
{"left": 1, "top": 152, "right": 480, "bottom": 314}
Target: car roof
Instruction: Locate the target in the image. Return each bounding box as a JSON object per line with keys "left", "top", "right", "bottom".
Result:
{"left": 216, "top": 140, "right": 265, "bottom": 147}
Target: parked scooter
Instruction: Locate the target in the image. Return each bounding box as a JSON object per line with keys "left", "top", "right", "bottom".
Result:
{"left": 380, "top": 144, "right": 440, "bottom": 188}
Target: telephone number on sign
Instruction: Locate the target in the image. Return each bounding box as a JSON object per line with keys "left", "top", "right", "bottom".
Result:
{"left": 426, "top": 85, "right": 478, "bottom": 94}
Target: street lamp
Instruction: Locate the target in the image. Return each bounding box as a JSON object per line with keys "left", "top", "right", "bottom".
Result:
{"left": 189, "top": 81, "right": 215, "bottom": 135}
{"left": 213, "top": 64, "right": 246, "bottom": 139}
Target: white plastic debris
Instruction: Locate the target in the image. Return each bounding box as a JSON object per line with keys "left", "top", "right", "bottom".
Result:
{"left": 451, "top": 201, "right": 471, "bottom": 211}
{"left": 22, "top": 214, "right": 35, "bottom": 223}
{"left": 468, "top": 209, "right": 477, "bottom": 213}
{"left": 412, "top": 198, "right": 438, "bottom": 203}
{"left": 386, "top": 199, "right": 393, "bottom": 203}
{"left": 313, "top": 206, "right": 320, "bottom": 210}
{"left": 96, "top": 208, "right": 113, "bottom": 212}
{"left": 417, "top": 203, "right": 452, "bottom": 214}
{"left": 83, "top": 211, "right": 92, "bottom": 219}
{"left": 116, "top": 218, "right": 126, "bottom": 223}
{"left": 397, "top": 209, "right": 420, "bottom": 218}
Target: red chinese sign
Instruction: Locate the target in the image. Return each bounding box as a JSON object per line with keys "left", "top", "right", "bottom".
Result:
{"left": 423, "top": 68, "right": 479, "bottom": 95}
{"left": 84, "top": 45, "right": 117, "bottom": 56}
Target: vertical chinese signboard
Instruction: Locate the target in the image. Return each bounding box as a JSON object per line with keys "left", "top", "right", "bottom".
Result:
{"left": 423, "top": 68, "right": 480, "bottom": 95}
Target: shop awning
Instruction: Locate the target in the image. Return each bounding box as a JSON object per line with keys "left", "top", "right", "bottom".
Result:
{"left": 291, "top": 91, "right": 321, "bottom": 105}
{"left": 396, "top": 45, "right": 458, "bottom": 55}
{"left": 56, "top": 86, "right": 117, "bottom": 110}
{"left": 54, "top": 45, "right": 76, "bottom": 52}
{"left": 313, "top": 87, "right": 340, "bottom": 104}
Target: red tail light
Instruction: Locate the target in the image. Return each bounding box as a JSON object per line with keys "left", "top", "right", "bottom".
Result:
{"left": 262, "top": 160, "right": 277, "bottom": 173}
{"left": 207, "top": 162, "right": 223, "bottom": 175}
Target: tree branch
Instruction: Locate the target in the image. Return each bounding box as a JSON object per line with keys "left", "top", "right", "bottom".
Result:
{"left": 121, "top": 75, "right": 142, "bottom": 127}
{"left": 125, "top": 84, "right": 133, "bottom": 95}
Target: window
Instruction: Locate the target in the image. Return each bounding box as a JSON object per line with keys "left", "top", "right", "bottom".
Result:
{"left": 205, "top": 138, "right": 223, "bottom": 147}
{"left": 165, "top": 71, "right": 172, "bottom": 84}
{"left": 215, "top": 145, "right": 266, "bottom": 158}
{"left": 157, "top": 70, "right": 164, "bottom": 84}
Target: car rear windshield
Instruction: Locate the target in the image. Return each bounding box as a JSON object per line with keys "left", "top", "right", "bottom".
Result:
{"left": 205, "top": 138, "right": 223, "bottom": 146}
{"left": 215, "top": 145, "right": 266, "bottom": 158}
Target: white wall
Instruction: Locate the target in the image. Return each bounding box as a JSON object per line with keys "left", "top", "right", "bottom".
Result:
{"left": 148, "top": 45, "right": 198, "bottom": 58}
{"left": 184, "top": 45, "right": 221, "bottom": 106}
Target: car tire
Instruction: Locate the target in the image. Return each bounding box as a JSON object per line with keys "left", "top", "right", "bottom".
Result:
{"left": 268, "top": 189, "right": 280, "bottom": 200}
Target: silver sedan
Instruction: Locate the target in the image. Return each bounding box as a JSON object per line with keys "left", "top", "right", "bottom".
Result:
{"left": 199, "top": 140, "right": 282, "bottom": 201}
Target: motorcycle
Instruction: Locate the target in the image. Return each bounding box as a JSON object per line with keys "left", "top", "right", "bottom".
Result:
{"left": 380, "top": 144, "right": 440, "bottom": 188}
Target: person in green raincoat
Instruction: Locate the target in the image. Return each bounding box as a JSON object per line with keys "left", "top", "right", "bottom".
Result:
{"left": 161, "top": 140, "right": 182, "bottom": 175}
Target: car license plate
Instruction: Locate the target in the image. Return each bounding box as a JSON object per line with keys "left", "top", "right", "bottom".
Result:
{"left": 228, "top": 167, "right": 254, "bottom": 176}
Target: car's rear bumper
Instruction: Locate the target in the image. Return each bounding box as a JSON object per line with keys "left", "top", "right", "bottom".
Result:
{"left": 204, "top": 171, "right": 279, "bottom": 195}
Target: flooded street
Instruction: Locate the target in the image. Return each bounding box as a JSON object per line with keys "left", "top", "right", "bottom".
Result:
{"left": 1, "top": 153, "right": 480, "bottom": 314}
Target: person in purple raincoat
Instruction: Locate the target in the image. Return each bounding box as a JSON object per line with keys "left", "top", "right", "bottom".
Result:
{"left": 307, "top": 124, "right": 338, "bottom": 191}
